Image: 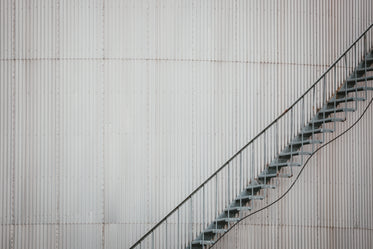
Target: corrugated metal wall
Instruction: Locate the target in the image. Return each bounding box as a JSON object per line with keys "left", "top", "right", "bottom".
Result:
{"left": 213, "top": 90, "right": 373, "bottom": 249}
{"left": 0, "top": 0, "right": 372, "bottom": 248}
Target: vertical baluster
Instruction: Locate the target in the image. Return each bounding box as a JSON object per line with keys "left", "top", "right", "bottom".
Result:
{"left": 263, "top": 131, "right": 267, "bottom": 187}
{"left": 275, "top": 121, "right": 279, "bottom": 173}
{"left": 215, "top": 176, "right": 218, "bottom": 231}
{"left": 301, "top": 97, "right": 304, "bottom": 164}
{"left": 322, "top": 76, "right": 326, "bottom": 143}
{"left": 364, "top": 34, "right": 367, "bottom": 99}
{"left": 290, "top": 108, "right": 293, "bottom": 176}
{"left": 177, "top": 208, "right": 180, "bottom": 249}
{"left": 355, "top": 45, "right": 358, "bottom": 110}
{"left": 202, "top": 185, "right": 205, "bottom": 248}
{"left": 312, "top": 86, "right": 315, "bottom": 153}
{"left": 344, "top": 54, "right": 348, "bottom": 119}
{"left": 165, "top": 220, "right": 168, "bottom": 249}
{"left": 251, "top": 143, "right": 255, "bottom": 182}
{"left": 239, "top": 153, "right": 243, "bottom": 208}
{"left": 189, "top": 197, "right": 192, "bottom": 249}
{"left": 152, "top": 231, "right": 154, "bottom": 249}
{"left": 334, "top": 67, "right": 337, "bottom": 131}
{"left": 251, "top": 144, "right": 255, "bottom": 209}
{"left": 227, "top": 163, "right": 230, "bottom": 228}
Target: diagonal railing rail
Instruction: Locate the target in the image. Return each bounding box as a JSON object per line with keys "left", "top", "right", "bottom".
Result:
{"left": 130, "top": 23, "right": 373, "bottom": 249}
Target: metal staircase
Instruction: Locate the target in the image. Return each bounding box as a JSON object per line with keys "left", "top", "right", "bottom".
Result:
{"left": 187, "top": 52, "right": 373, "bottom": 249}
{"left": 130, "top": 24, "right": 373, "bottom": 249}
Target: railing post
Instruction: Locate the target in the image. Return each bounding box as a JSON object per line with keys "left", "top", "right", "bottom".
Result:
{"left": 276, "top": 121, "right": 279, "bottom": 172}
{"left": 227, "top": 163, "right": 230, "bottom": 228}
{"left": 301, "top": 97, "right": 304, "bottom": 165}
{"left": 152, "top": 232, "right": 154, "bottom": 249}
{"left": 177, "top": 208, "right": 180, "bottom": 249}
{"left": 364, "top": 34, "right": 367, "bottom": 99}
{"left": 323, "top": 75, "right": 326, "bottom": 105}
{"left": 202, "top": 184, "right": 205, "bottom": 247}
{"left": 354, "top": 44, "right": 358, "bottom": 110}
{"left": 334, "top": 67, "right": 336, "bottom": 131}
{"left": 239, "top": 153, "right": 243, "bottom": 207}
{"left": 312, "top": 86, "right": 315, "bottom": 153}
{"left": 251, "top": 143, "right": 255, "bottom": 182}
{"left": 344, "top": 54, "right": 348, "bottom": 120}
{"left": 251, "top": 143, "right": 255, "bottom": 210}
{"left": 290, "top": 108, "right": 293, "bottom": 176}
{"left": 189, "top": 197, "right": 192, "bottom": 249}
{"left": 263, "top": 130, "right": 267, "bottom": 189}
{"left": 215, "top": 175, "right": 218, "bottom": 230}
{"left": 322, "top": 76, "right": 326, "bottom": 143}
{"left": 166, "top": 220, "right": 168, "bottom": 249}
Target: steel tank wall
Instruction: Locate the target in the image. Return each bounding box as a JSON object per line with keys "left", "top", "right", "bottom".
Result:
{"left": 212, "top": 90, "right": 373, "bottom": 249}
{"left": 0, "top": 0, "right": 372, "bottom": 249}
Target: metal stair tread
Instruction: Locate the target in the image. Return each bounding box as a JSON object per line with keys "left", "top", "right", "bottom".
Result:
{"left": 269, "top": 162, "right": 301, "bottom": 167}
{"left": 224, "top": 205, "right": 252, "bottom": 212}
{"left": 236, "top": 194, "right": 264, "bottom": 201}
{"left": 260, "top": 184, "right": 276, "bottom": 189}
{"left": 279, "top": 151, "right": 312, "bottom": 157}
{"left": 300, "top": 128, "right": 333, "bottom": 135}
{"left": 192, "top": 240, "right": 215, "bottom": 245}
{"left": 245, "top": 183, "right": 265, "bottom": 190}
{"left": 319, "top": 107, "right": 355, "bottom": 114}
{"left": 346, "top": 75, "right": 373, "bottom": 82}
{"left": 356, "top": 67, "right": 373, "bottom": 72}
{"left": 310, "top": 117, "right": 345, "bottom": 124}
{"left": 203, "top": 228, "right": 227, "bottom": 234}
{"left": 214, "top": 217, "right": 240, "bottom": 223}
{"left": 258, "top": 172, "right": 278, "bottom": 178}
{"left": 290, "top": 139, "right": 322, "bottom": 145}
{"left": 338, "top": 86, "right": 373, "bottom": 94}
{"left": 329, "top": 96, "right": 365, "bottom": 104}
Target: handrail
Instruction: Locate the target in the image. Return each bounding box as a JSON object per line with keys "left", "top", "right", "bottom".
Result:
{"left": 129, "top": 22, "right": 373, "bottom": 249}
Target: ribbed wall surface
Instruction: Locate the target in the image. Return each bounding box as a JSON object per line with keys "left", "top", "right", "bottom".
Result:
{"left": 213, "top": 91, "right": 373, "bottom": 249}
{"left": 0, "top": 1, "right": 372, "bottom": 248}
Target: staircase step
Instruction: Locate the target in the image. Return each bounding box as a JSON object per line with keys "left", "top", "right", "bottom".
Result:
{"left": 236, "top": 194, "right": 264, "bottom": 201}
{"left": 258, "top": 172, "right": 278, "bottom": 178}
{"left": 269, "top": 162, "right": 301, "bottom": 168}
{"left": 192, "top": 240, "right": 215, "bottom": 246}
{"left": 355, "top": 67, "right": 373, "bottom": 73}
{"left": 338, "top": 86, "right": 373, "bottom": 94}
{"left": 290, "top": 139, "right": 322, "bottom": 146}
{"left": 329, "top": 97, "right": 365, "bottom": 104}
{"left": 319, "top": 107, "right": 355, "bottom": 114}
{"left": 214, "top": 217, "right": 240, "bottom": 223}
{"left": 203, "top": 228, "right": 227, "bottom": 234}
{"left": 347, "top": 75, "right": 373, "bottom": 83}
{"left": 279, "top": 151, "right": 312, "bottom": 157}
{"left": 300, "top": 128, "right": 333, "bottom": 135}
{"left": 245, "top": 183, "right": 265, "bottom": 190}
{"left": 310, "top": 117, "right": 345, "bottom": 125}
{"left": 260, "top": 184, "right": 276, "bottom": 189}
{"left": 224, "top": 205, "right": 252, "bottom": 213}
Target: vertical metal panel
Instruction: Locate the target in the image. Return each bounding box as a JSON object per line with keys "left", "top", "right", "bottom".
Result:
{"left": 0, "top": 0, "right": 373, "bottom": 249}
